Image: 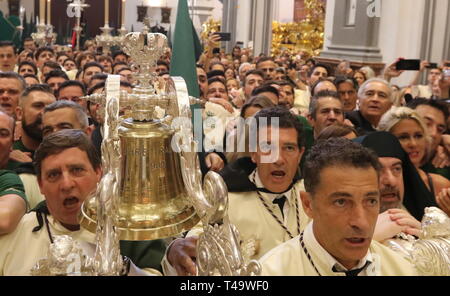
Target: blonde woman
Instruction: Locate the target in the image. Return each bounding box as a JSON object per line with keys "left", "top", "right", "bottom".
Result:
{"left": 378, "top": 107, "right": 450, "bottom": 201}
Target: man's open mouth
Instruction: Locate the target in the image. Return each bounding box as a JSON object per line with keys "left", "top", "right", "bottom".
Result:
{"left": 63, "top": 197, "right": 80, "bottom": 209}
{"left": 271, "top": 171, "right": 286, "bottom": 178}
{"left": 345, "top": 238, "right": 367, "bottom": 245}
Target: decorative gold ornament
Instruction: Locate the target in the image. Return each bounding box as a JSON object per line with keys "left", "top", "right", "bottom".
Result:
{"left": 272, "top": 0, "right": 325, "bottom": 58}
{"left": 200, "top": 18, "right": 221, "bottom": 43}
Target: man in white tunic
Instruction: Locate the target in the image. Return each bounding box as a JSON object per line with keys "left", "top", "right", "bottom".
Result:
{"left": 0, "top": 130, "right": 152, "bottom": 276}
{"left": 0, "top": 130, "right": 101, "bottom": 275}
{"left": 260, "top": 138, "right": 417, "bottom": 276}
{"left": 164, "top": 107, "right": 310, "bottom": 275}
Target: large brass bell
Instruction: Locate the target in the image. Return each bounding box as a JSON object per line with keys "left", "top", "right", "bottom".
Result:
{"left": 80, "top": 118, "right": 200, "bottom": 240}
{"left": 80, "top": 31, "right": 200, "bottom": 241}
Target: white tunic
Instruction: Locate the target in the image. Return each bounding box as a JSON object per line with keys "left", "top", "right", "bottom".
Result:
{"left": 260, "top": 222, "right": 418, "bottom": 276}
{"left": 162, "top": 172, "right": 310, "bottom": 275}
{"left": 0, "top": 212, "right": 95, "bottom": 276}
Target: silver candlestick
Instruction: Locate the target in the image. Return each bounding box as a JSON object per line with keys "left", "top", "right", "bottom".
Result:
{"left": 118, "top": 26, "right": 128, "bottom": 37}
{"left": 96, "top": 25, "right": 115, "bottom": 55}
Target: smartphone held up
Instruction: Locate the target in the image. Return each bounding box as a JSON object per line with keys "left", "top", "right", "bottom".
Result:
{"left": 213, "top": 32, "right": 232, "bottom": 42}
{"left": 395, "top": 59, "right": 421, "bottom": 71}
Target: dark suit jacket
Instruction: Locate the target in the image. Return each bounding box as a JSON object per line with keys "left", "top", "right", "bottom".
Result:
{"left": 345, "top": 110, "right": 376, "bottom": 136}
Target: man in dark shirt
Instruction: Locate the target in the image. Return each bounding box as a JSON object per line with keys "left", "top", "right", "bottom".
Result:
{"left": 346, "top": 78, "right": 393, "bottom": 136}
{"left": 0, "top": 110, "right": 27, "bottom": 234}
{"left": 13, "top": 85, "right": 56, "bottom": 162}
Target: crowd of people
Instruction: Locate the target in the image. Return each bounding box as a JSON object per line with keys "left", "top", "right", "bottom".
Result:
{"left": 0, "top": 31, "right": 449, "bottom": 276}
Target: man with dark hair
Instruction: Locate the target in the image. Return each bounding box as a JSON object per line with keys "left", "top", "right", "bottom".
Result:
{"left": 206, "top": 70, "right": 226, "bottom": 81}
{"left": 0, "top": 41, "right": 18, "bottom": 72}
{"left": 203, "top": 77, "right": 236, "bottom": 162}
{"left": 63, "top": 58, "right": 77, "bottom": 72}
{"left": 112, "top": 61, "right": 128, "bottom": 74}
{"left": 156, "top": 60, "right": 170, "bottom": 74}
{"left": 0, "top": 72, "right": 26, "bottom": 117}
{"left": 309, "top": 63, "right": 330, "bottom": 87}
{"left": 0, "top": 129, "right": 166, "bottom": 275}
{"left": 13, "top": 84, "right": 56, "bottom": 158}
{"left": 34, "top": 47, "right": 55, "bottom": 71}
{"left": 274, "top": 80, "right": 295, "bottom": 109}
{"left": 308, "top": 90, "right": 345, "bottom": 139}
{"left": 165, "top": 107, "right": 308, "bottom": 275}
{"left": 243, "top": 70, "right": 264, "bottom": 101}
{"left": 23, "top": 38, "right": 36, "bottom": 52}
{"left": 0, "top": 129, "right": 101, "bottom": 275}
{"left": 40, "top": 61, "right": 60, "bottom": 83}
{"left": 232, "top": 45, "right": 241, "bottom": 60}
{"left": 44, "top": 70, "right": 69, "bottom": 94}
{"left": 196, "top": 65, "right": 208, "bottom": 101}
{"left": 81, "top": 62, "right": 103, "bottom": 87}
{"left": 112, "top": 50, "right": 129, "bottom": 64}
{"left": 96, "top": 55, "right": 113, "bottom": 74}
{"left": 260, "top": 138, "right": 416, "bottom": 276}
{"left": 88, "top": 73, "right": 108, "bottom": 89}
{"left": 18, "top": 61, "right": 38, "bottom": 77}
{"left": 56, "top": 52, "right": 69, "bottom": 67}
{"left": 256, "top": 57, "right": 277, "bottom": 81}
{"left": 274, "top": 67, "right": 287, "bottom": 81}
{"left": 251, "top": 84, "right": 279, "bottom": 105}
{"left": 209, "top": 61, "right": 225, "bottom": 73}
{"left": 335, "top": 76, "right": 359, "bottom": 112}
{"left": 206, "top": 77, "right": 229, "bottom": 102}
{"left": 407, "top": 98, "right": 450, "bottom": 179}
{"left": 75, "top": 51, "right": 95, "bottom": 70}
{"left": 56, "top": 80, "right": 87, "bottom": 110}
{"left": 117, "top": 67, "right": 133, "bottom": 84}
{"left": 19, "top": 100, "right": 92, "bottom": 210}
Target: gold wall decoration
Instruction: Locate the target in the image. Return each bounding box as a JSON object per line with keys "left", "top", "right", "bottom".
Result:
{"left": 272, "top": 0, "right": 325, "bottom": 58}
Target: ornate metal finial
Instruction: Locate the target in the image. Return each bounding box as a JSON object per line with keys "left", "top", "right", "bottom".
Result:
{"left": 120, "top": 31, "right": 169, "bottom": 121}
{"left": 31, "top": 235, "right": 95, "bottom": 276}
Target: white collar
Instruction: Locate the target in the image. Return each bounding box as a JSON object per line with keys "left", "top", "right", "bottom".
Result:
{"left": 304, "top": 222, "right": 373, "bottom": 273}
{"left": 47, "top": 216, "right": 96, "bottom": 243}
{"left": 249, "top": 169, "right": 293, "bottom": 203}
